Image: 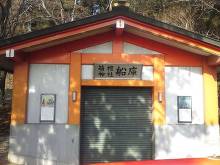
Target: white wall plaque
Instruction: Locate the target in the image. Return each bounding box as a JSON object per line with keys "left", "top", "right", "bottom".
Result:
{"left": 116, "top": 19, "right": 125, "bottom": 29}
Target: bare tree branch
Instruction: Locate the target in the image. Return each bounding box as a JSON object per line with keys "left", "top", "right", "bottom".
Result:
{"left": 39, "top": 0, "right": 59, "bottom": 25}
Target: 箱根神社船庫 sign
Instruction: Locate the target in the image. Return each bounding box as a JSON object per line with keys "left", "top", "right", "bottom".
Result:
{"left": 94, "top": 64, "right": 143, "bottom": 79}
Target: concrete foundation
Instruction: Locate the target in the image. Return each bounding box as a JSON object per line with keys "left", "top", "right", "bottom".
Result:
{"left": 8, "top": 124, "right": 79, "bottom": 165}
{"left": 8, "top": 123, "right": 220, "bottom": 164}
{"left": 154, "top": 124, "right": 220, "bottom": 159}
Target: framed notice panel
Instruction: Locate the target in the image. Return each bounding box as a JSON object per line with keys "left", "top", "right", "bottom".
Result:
{"left": 40, "top": 94, "right": 56, "bottom": 122}
{"left": 177, "top": 96, "right": 192, "bottom": 123}
{"left": 94, "top": 64, "right": 143, "bottom": 79}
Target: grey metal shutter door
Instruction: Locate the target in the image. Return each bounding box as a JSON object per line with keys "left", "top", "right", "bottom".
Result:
{"left": 80, "top": 87, "right": 153, "bottom": 164}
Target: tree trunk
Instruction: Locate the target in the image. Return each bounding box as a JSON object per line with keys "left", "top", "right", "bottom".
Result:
{"left": 0, "top": 70, "right": 7, "bottom": 105}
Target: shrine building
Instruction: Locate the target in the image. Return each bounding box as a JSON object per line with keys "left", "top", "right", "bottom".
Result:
{"left": 1, "top": 4, "right": 220, "bottom": 165}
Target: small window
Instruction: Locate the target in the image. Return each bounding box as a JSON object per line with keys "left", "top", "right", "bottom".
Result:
{"left": 177, "top": 96, "right": 192, "bottom": 123}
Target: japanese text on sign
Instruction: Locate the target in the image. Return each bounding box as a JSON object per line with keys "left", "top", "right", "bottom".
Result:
{"left": 94, "top": 64, "right": 142, "bottom": 79}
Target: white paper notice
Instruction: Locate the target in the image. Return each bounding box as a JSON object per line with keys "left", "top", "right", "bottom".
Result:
{"left": 179, "top": 108, "right": 192, "bottom": 122}
{"left": 40, "top": 107, "right": 54, "bottom": 121}
{"left": 40, "top": 94, "right": 56, "bottom": 122}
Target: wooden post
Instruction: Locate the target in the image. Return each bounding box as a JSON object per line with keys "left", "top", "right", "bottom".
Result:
{"left": 68, "top": 52, "right": 81, "bottom": 125}
{"left": 153, "top": 55, "right": 165, "bottom": 125}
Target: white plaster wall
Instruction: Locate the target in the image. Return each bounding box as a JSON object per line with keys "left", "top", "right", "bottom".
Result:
{"left": 82, "top": 65, "right": 94, "bottom": 80}
{"left": 27, "top": 64, "right": 69, "bottom": 123}
{"left": 123, "top": 42, "right": 160, "bottom": 55}
{"left": 142, "top": 66, "right": 153, "bottom": 80}
{"left": 165, "top": 67, "right": 204, "bottom": 124}
{"left": 157, "top": 67, "right": 220, "bottom": 159}
{"left": 80, "top": 42, "right": 112, "bottom": 54}
{"left": 154, "top": 125, "right": 220, "bottom": 159}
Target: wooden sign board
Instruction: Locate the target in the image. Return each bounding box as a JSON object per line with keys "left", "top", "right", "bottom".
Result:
{"left": 94, "top": 64, "right": 142, "bottom": 79}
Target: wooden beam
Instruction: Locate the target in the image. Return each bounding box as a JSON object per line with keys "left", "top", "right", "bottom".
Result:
{"left": 115, "top": 28, "right": 124, "bottom": 36}
{"left": 113, "top": 33, "right": 123, "bottom": 55}
{"left": 123, "top": 17, "right": 220, "bottom": 56}
{"left": 82, "top": 80, "right": 154, "bottom": 87}
{"left": 0, "top": 57, "right": 14, "bottom": 72}
{"left": 0, "top": 19, "right": 117, "bottom": 55}
{"left": 1, "top": 16, "right": 220, "bottom": 57}
{"left": 207, "top": 55, "right": 220, "bottom": 66}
